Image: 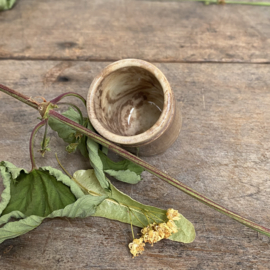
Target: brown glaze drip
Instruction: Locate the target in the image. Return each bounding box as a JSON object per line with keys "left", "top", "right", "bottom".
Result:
{"left": 94, "top": 67, "right": 164, "bottom": 136}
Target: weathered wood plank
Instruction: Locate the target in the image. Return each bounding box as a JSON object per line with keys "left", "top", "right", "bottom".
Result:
{"left": 0, "top": 60, "right": 270, "bottom": 269}
{"left": 0, "top": 0, "right": 270, "bottom": 63}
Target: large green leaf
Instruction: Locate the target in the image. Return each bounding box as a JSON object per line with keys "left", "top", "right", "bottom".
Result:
{"left": 48, "top": 194, "right": 107, "bottom": 218}
{"left": 48, "top": 107, "right": 110, "bottom": 190}
{"left": 49, "top": 107, "right": 143, "bottom": 186}
{"left": 104, "top": 169, "right": 141, "bottom": 184}
{"left": 0, "top": 161, "right": 107, "bottom": 243}
{"left": 100, "top": 150, "right": 143, "bottom": 174}
{"left": 2, "top": 168, "right": 77, "bottom": 217}
{"left": 74, "top": 169, "right": 196, "bottom": 243}
{"left": 0, "top": 213, "right": 44, "bottom": 243}
{"left": 48, "top": 107, "right": 88, "bottom": 157}
{"left": 86, "top": 123, "right": 143, "bottom": 188}
{"left": 0, "top": 194, "right": 106, "bottom": 244}
{"left": 86, "top": 122, "right": 111, "bottom": 191}
{"left": 99, "top": 150, "right": 144, "bottom": 184}
{"left": 0, "top": 161, "right": 85, "bottom": 217}
{"left": 48, "top": 107, "right": 81, "bottom": 143}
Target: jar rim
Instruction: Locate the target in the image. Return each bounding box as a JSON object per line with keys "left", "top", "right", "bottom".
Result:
{"left": 87, "top": 59, "right": 174, "bottom": 145}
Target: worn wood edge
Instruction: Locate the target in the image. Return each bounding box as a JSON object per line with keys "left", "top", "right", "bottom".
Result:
{"left": 1, "top": 0, "right": 270, "bottom": 63}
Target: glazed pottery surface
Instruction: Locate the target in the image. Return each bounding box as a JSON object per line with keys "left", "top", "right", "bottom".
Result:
{"left": 87, "top": 59, "right": 181, "bottom": 156}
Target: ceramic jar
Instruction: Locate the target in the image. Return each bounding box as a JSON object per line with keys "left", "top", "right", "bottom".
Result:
{"left": 87, "top": 59, "right": 181, "bottom": 156}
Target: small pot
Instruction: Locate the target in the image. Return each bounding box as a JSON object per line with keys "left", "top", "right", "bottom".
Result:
{"left": 87, "top": 59, "right": 181, "bottom": 156}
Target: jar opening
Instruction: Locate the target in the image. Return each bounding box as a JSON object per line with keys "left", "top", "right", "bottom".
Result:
{"left": 93, "top": 66, "right": 164, "bottom": 136}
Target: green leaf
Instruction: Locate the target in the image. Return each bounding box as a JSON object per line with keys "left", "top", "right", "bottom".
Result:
{"left": 49, "top": 107, "right": 142, "bottom": 185}
{"left": 0, "top": 161, "right": 24, "bottom": 216}
{"left": 0, "top": 195, "right": 106, "bottom": 244}
{"left": 0, "top": 161, "right": 81, "bottom": 217}
{"left": 168, "top": 218, "right": 196, "bottom": 243}
{"left": 0, "top": 161, "right": 107, "bottom": 243}
{"left": 0, "top": 213, "right": 44, "bottom": 243}
{"left": 99, "top": 150, "right": 143, "bottom": 174}
{"left": 48, "top": 107, "right": 88, "bottom": 157}
{"left": 73, "top": 169, "right": 196, "bottom": 243}
{"left": 0, "top": 0, "right": 16, "bottom": 11}
{"left": 99, "top": 150, "right": 144, "bottom": 184}
{"left": 86, "top": 123, "right": 110, "bottom": 191}
{"left": 72, "top": 169, "right": 107, "bottom": 196}
{"left": 104, "top": 169, "right": 141, "bottom": 184}
{"left": 101, "top": 145, "right": 109, "bottom": 155}
{"left": 77, "top": 127, "right": 88, "bottom": 158}
{"left": 48, "top": 194, "right": 107, "bottom": 219}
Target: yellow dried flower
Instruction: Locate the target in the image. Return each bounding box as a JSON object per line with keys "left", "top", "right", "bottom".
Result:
{"left": 155, "top": 222, "right": 172, "bottom": 239}
{"left": 153, "top": 223, "right": 165, "bottom": 239}
{"left": 141, "top": 223, "right": 155, "bottom": 235}
{"left": 167, "top": 220, "right": 178, "bottom": 234}
{"left": 166, "top": 208, "right": 181, "bottom": 221}
{"left": 143, "top": 229, "right": 162, "bottom": 246}
{"left": 131, "top": 208, "right": 181, "bottom": 255}
{"left": 129, "top": 238, "right": 145, "bottom": 258}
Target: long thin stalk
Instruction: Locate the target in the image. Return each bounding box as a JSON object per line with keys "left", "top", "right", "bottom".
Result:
{"left": 57, "top": 102, "right": 84, "bottom": 125}
{"left": 50, "top": 92, "right": 86, "bottom": 106}
{"left": 41, "top": 120, "right": 49, "bottom": 151}
{"left": 1, "top": 84, "right": 269, "bottom": 237}
{"left": 0, "top": 84, "right": 39, "bottom": 110}
{"left": 48, "top": 110, "right": 270, "bottom": 237}
{"left": 29, "top": 120, "right": 46, "bottom": 170}
{"left": 181, "top": 0, "right": 270, "bottom": 5}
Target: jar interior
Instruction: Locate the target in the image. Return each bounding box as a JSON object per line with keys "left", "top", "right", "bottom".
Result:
{"left": 94, "top": 66, "right": 164, "bottom": 136}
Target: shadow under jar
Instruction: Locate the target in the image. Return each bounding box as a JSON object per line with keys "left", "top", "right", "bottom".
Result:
{"left": 87, "top": 59, "right": 181, "bottom": 156}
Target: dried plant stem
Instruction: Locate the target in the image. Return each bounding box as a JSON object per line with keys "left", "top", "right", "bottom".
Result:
{"left": 29, "top": 120, "right": 46, "bottom": 170}
{"left": 41, "top": 120, "right": 49, "bottom": 151}
{"left": 0, "top": 83, "right": 39, "bottom": 110}
{"left": 181, "top": 0, "right": 270, "bottom": 5}
{"left": 56, "top": 102, "right": 84, "bottom": 124}
{"left": 1, "top": 84, "right": 270, "bottom": 237}
{"left": 50, "top": 92, "right": 86, "bottom": 106}
{"left": 48, "top": 110, "right": 270, "bottom": 237}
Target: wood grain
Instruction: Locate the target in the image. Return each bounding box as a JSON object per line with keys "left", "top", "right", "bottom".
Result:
{"left": 0, "top": 0, "right": 270, "bottom": 63}
{"left": 0, "top": 60, "right": 270, "bottom": 269}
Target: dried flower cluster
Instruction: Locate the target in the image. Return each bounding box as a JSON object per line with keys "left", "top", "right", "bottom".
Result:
{"left": 128, "top": 208, "right": 181, "bottom": 258}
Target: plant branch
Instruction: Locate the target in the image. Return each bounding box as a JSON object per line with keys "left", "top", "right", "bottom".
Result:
{"left": 57, "top": 102, "right": 84, "bottom": 125}
{"left": 30, "top": 120, "right": 46, "bottom": 170}
{"left": 48, "top": 110, "right": 270, "bottom": 237}
{"left": 0, "top": 84, "right": 39, "bottom": 110}
{"left": 1, "top": 84, "right": 269, "bottom": 237}
{"left": 50, "top": 92, "right": 86, "bottom": 106}
{"left": 41, "top": 120, "right": 49, "bottom": 151}
{"left": 181, "top": 0, "right": 270, "bottom": 5}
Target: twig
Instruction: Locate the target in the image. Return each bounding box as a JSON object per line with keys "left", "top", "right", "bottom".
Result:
{"left": 179, "top": 0, "right": 270, "bottom": 5}
{"left": 48, "top": 110, "right": 270, "bottom": 237}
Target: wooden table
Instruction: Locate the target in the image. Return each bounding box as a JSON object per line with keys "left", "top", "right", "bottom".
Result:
{"left": 0, "top": 1, "right": 270, "bottom": 269}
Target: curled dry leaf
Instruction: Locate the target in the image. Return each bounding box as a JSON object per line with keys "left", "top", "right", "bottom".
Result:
{"left": 0, "top": 161, "right": 107, "bottom": 243}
